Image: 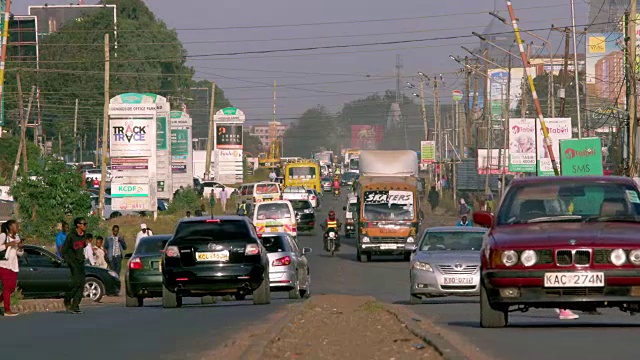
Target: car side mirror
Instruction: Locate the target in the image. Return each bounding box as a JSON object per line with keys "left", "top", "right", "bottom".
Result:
{"left": 302, "top": 247, "right": 312, "bottom": 255}
{"left": 124, "top": 253, "right": 133, "bottom": 260}
{"left": 404, "top": 243, "right": 418, "bottom": 252}
{"left": 473, "top": 211, "right": 494, "bottom": 228}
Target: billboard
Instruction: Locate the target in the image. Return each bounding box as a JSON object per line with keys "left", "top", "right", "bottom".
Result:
{"left": 110, "top": 119, "right": 154, "bottom": 157}
{"left": 477, "top": 149, "right": 510, "bottom": 175}
{"left": 420, "top": 141, "right": 435, "bottom": 164}
{"left": 508, "top": 118, "right": 536, "bottom": 172}
{"left": 585, "top": 32, "right": 624, "bottom": 106}
{"left": 351, "top": 125, "right": 384, "bottom": 149}
{"left": 536, "top": 118, "right": 573, "bottom": 176}
{"left": 28, "top": 4, "right": 116, "bottom": 35}
{"left": 559, "top": 138, "right": 603, "bottom": 176}
{"left": 8, "top": 16, "right": 38, "bottom": 64}
{"left": 215, "top": 124, "right": 243, "bottom": 149}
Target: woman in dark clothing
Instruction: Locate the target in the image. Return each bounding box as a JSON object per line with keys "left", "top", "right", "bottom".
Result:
{"left": 427, "top": 185, "right": 440, "bottom": 211}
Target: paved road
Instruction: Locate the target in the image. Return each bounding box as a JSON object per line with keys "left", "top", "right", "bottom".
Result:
{"left": 310, "top": 193, "right": 640, "bottom": 360}
{"left": 6, "top": 192, "right": 640, "bottom": 360}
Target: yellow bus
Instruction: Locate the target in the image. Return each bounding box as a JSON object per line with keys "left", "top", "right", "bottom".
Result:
{"left": 284, "top": 161, "right": 321, "bottom": 192}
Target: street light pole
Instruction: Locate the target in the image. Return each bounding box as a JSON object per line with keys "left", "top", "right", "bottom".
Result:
{"left": 570, "top": 0, "right": 582, "bottom": 138}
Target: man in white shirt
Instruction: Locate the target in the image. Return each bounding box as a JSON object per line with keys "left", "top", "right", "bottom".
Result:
{"left": 135, "top": 224, "right": 153, "bottom": 249}
{"left": 269, "top": 170, "right": 276, "bottom": 182}
{"left": 84, "top": 233, "right": 96, "bottom": 266}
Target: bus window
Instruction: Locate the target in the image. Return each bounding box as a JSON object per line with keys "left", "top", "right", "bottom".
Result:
{"left": 288, "top": 167, "right": 317, "bottom": 180}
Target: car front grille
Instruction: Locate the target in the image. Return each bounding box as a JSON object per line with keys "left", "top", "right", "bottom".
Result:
{"left": 437, "top": 264, "right": 479, "bottom": 275}
{"left": 440, "top": 285, "right": 476, "bottom": 291}
{"left": 555, "top": 249, "right": 592, "bottom": 266}
{"left": 371, "top": 237, "right": 406, "bottom": 243}
{"left": 545, "top": 287, "right": 605, "bottom": 297}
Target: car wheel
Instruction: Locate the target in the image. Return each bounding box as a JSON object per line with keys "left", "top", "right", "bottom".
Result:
{"left": 125, "top": 294, "right": 143, "bottom": 307}
{"left": 365, "top": 253, "right": 372, "bottom": 262}
{"left": 410, "top": 293, "right": 422, "bottom": 305}
{"left": 162, "top": 283, "right": 178, "bottom": 308}
{"left": 201, "top": 296, "right": 216, "bottom": 305}
{"left": 235, "top": 293, "right": 246, "bottom": 301}
{"left": 288, "top": 278, "right": 302, "bottom": 300}
{"left": 253, "top": 273, "right": 271, "bottom": 305}
{"left": 480, "top": 283, "right": 508, "bottom": 328}
{"left": 110, "top": 212, "right": 122, "bottom": 219}
{"left": 83, "top": 278, "right": 105, "bottom": 302}
{"left": 176, "top": 296, "right": 183, "bottom": 308}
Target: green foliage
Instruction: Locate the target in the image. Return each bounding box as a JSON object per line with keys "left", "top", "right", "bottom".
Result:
{"left": 10, "top": 288, "right": 23, "bottom": 307}
{"left": 10, "top": 158, "right": 92, "bottom": 241}
{"left": 283, "top": 106, "right": 336, "bottom": 156}
{"left": 0, "top": 136, "right": 41, "bottom": 185}
{"left": 242, "top": 130, "right": 264, "bottom": 156}
{"left": 168, "top": 187, "right": 201, "bottom": 214}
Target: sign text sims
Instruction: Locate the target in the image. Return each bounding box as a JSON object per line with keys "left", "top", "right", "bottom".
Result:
{"left": 215, "top": 124, "right": 243, "bottom": 149}
{"left": 559, "top": 138, "right": 603, "bottom": 176}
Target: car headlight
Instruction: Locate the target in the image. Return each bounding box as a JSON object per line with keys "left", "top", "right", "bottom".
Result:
{"left": 413, "top": 261, "right": 433, "bottom": 272}
{"left": 629, "top": 250, "right": 640, "bottom": 265}
{"left": 610, "top": 249, "right": 627, "bottom": 266}
{"left": 406, "top": 237, "right": 415, "bottom": 243}
{"left": 501, "top": 250, "right": 518, "bottom": 266}
{"left": 108, "top": 270, "right": 119, "bottom": 279}
{"left": 304, "top": 208, "right": 314, "bottom": 214}
{"left": 362, "top": 236, "right": 370, "bottom": 243}
{"left": 520, "top": 250, "right": 537, "bottom": 267}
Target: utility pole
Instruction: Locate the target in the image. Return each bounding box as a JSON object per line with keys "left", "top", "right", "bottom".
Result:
{"left": 22, "top": 85, "right": 35, "bottom": 174}
{"left": 204, "top": 82, "right": 216, "bottom": 181}
{"left": 0, "top": 0, "right": 12, "bottom": 138}
{"left": 73, "top": 98, "right": 79, "bottom": 162}
{"left": 433, "top": 76, "right": 441, "bottom": 163}
{"left": 483, "top": 54, "right": 491, "bottom": 195}
{"left": 555, "top": 27, "right": 571, "bottom": 117}
{"left": 12, "top": 73, "right": 27, "bottom": 183}
{"left": 501, "top": 55, "right": 512, "bottom": 199}
{"left": 464, "top": 56, "right": 471, "bottom": 157}
{"left": 419, "top": 77, "right": 428, "bottom": 141}
{"left": 570, "top": 0, "right": 582, "bottom": 138}
{"left": 98, "top": 33, "right": 110, "bottom": 219}
{"left": 629, "top": 2, "right": 637, "bottom": 175}
{"left": 471, "top": 71, "right": 479, "bottom": 151}
{"left": 95, "top": 114, "right": 100, "bottom": 165}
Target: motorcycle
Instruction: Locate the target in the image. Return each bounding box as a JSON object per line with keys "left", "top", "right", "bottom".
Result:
{"left": 333, "top": 187, "right": 340, "bottom": 196}
{"left": 325, "top": 227, "right": 339, "bottom": 256}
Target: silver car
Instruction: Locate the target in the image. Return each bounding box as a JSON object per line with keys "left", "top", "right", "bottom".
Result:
{"left": 406, "top": 226, "right": 487, "bottom": 304}
{"left": 260, "top": 232, "right": 311, "bottom": 299}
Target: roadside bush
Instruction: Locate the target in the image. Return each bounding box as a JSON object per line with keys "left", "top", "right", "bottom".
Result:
{"left": 10, "top": 157, "right": 93, "bottom": 242}
{"left": 168, "top": 187, "right": 200, "bottom": 214}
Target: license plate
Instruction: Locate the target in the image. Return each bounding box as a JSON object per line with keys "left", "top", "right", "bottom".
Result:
{"left": 443, "top": 277, "right": 473, "bottom": 285}
{"left": 380, "top": 244, "right": 396, "bottom": 250}
{"left": 196, "top": 251, "right": 230, "bottom": 262}
{"left": 269, "top": 227, "right": 281, "bottom": 232}
{"left": 544, "top": 272, "right": 605, "bottom": 287}
{"left": 151, "top": 261, "right": 159, "bottom": 270}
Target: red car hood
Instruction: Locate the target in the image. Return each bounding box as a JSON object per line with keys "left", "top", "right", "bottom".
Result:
{"left": 491, "top": 222, "right": 640, "bottom": 248}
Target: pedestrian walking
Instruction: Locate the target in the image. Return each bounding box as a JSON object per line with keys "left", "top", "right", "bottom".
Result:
{"left": 105, "top": 225, "right": 127, "bottom": 277}
{"left": 55, "top": 221, "right": 69, "bottom": 258}
{"left": 135, "top": 224, "right": 153, "bottom": 248}
{"left": 209, "top": 189, "right": 216, "bottom": 214}
{"left": 94, "top": 236, "right": 108, "bottom": 269}
{"left": 219, "top": 187, "right": 229, "bottom": 213}
{"left": 427, "top": 185, "right": 439, "bottom": 212}
{"left": 269, "top": 170, "right": 277, "bottom": 182}
{"left": 61, "top": 217, "right": 88, "bottom": 314}
{"left": 0, "top": 220, "right": 23, "bottom": 316}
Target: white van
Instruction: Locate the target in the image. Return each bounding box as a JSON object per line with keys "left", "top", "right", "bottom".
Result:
{"left": 252, "top": 200, "right": 297, "bottom": 238}
{"left": 237, "top": 182, "right": 282, "bottom": 208}
{"left": 343, "top": 194, "right": 358, "bottom": 238}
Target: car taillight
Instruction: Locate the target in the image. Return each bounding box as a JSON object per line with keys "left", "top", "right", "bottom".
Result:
{"left": 165, "top": 246, "right": 180, "bottom": 258}
{"left": 245, "top": 243, "right": 260, "bottom": 255}
{"left": 205, "top": 219, "right": 221, "bottom": 223}
{"left": 272, "top": 256, "right": 291, "bottom": 266}
{"left": 129, "top": 257, "right": 143, "bottom": 270}
{"left": 311, "top": 196, "right": 316, "bottom": 200}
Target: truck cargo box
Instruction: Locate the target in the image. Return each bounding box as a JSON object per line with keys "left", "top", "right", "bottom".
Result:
{"left": 359, "top": 150, "right": 418, "bottom": 177}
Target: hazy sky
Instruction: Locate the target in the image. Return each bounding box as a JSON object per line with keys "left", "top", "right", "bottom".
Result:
{"left": 16, "top": 0, "right": 589, "bottom": 123}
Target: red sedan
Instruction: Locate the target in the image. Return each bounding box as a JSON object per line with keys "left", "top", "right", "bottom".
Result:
{"left": 474, "top": 176, "right": 640, "bottom": 328}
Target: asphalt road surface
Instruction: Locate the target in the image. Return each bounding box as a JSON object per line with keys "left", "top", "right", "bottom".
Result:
{"left": 3, "top": 192, "right": 640, "bottom": 360}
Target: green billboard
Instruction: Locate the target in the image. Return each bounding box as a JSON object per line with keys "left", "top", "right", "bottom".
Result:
{"left": 559, "top": 137, "right": 603, "bottom": 176}
{"left": 171, "top": 129, "right": 189, "bottom": 156}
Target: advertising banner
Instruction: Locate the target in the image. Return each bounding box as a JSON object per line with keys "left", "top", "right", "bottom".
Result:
{"left": 171, "top": 129, "right": 189, "bottom": 156}
{"left": 214, "top": 107, "right": 246, "bottom": 123}
{"left": 218, "top": 149, "right": 243, "bottom": 161}
{"left": 508, "top": 118, "right": 536, "bottom": 172}
{"left": 215, "top": 124, "right": 243, "bottom": 149}
{"left": 536, "top": 118, "right": 572, "bottom": 176}
{"left": 351, "top": 125, "right": 384, "bottom": 149}
{"left": 169, "top": 110, "right": 193, "bottom": 193}
{"left": 585, "top": 33, "right": 624, "bottom": 106}
{"left": 170, "top": 110, "right": 192, "bottom": 127}
{"left": 420, "top": 141, "right": 435, "bottom": 164}
{"left": 112, "top": 197, "right": 152, "bottom": 212}
{"left": 112, "top": 184, "right": 150, "bottom": 198}
{"left": 156, "top": 115, "right": 168, "bottom": 151}
{"left": 559, "top": 137, "right": 603, "bottom": 176}
{"left": 477, "top": 149, "right": 510, "bottom": 175}
{"left": 110, "top": 118, "right": 154, "bottom": 157}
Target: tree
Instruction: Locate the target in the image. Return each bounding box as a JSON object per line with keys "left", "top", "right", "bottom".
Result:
{"left": 242, "top": 131, "right": 264, "bottom": 156}
{"left": 0, "top": 135, "right": 41, "bottom": 184}
{"left": 3, "top": 0, "right": 205, "bottom": 157}
{"left": 10, "top": 158, "right": 95, "bottom": 241}
{"left": 282, "top": 106, "right": 336, "bottom": 156}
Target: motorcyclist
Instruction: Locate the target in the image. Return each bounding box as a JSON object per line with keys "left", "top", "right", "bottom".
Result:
{"left": 332, "top": 176, "right": 341, "bottom": 194}
{"left": 321, "top": 210, "right": 342, "bottom": 252}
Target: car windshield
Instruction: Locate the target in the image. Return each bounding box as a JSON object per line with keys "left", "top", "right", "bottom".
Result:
{"left": 420, "top": 231, "right": 485, "bottom": 251}
{"left": 173, "top": 220, "right": 250, "bottom": 241}
{"left": 347, "top": 202, "right": 357, "bottom": 213}
{"left": 362, "top": 190, "right": 414, "bottom": 221}
{"left": 288, "top": 166, "right": 317, "bottom": 180}
{"left": 291, "top": 200, "right": 312, "bottom": 210}
{"left": 135, "top": 236, "right": 171, "bottom": 254}
{"left": 497, "top": 182, "right": 640, "bottom": 225}
{"left": 342, "top": 172, "right": 357, "bottom": 180}
{"left": 321, "top": 177, "right": 332, "bottom": 182}
{"left": 256, "top": 203, "right": 291, "bottom": 220}
{"left": 255, "top": 183, "right": 279, "bottom": 195}
{"left": 260, "top": 235, "right": 291, "bottom": 253}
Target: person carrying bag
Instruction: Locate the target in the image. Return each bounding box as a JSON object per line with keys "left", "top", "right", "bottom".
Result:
{"left": 0, "top": 220, "right": 24, "bottom": 317}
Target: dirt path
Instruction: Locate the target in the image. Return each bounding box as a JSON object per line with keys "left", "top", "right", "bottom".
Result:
{"left": 261, "top": 295, "right": 442, "bottom": 360}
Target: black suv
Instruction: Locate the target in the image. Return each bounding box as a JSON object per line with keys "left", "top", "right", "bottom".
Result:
{"left": 291, "top": 200, "right": 316, "bottom": 232}
{"left": 161, "top": 216, "right": 271, "bottom": 307}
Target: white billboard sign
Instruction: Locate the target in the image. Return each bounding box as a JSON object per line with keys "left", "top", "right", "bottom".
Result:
{"left": 110, "top": 118, "right": 155, "bottom": 157}
{"left": 508, "top": 118, "right": 537, "bottom": 172}
{"left": 535, "top": 117, "right": 573, "bottom": 176}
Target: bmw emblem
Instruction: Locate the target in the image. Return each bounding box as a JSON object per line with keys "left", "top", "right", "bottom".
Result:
{"left": 569, "top": 239, "right": 577, "bottom": 245}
